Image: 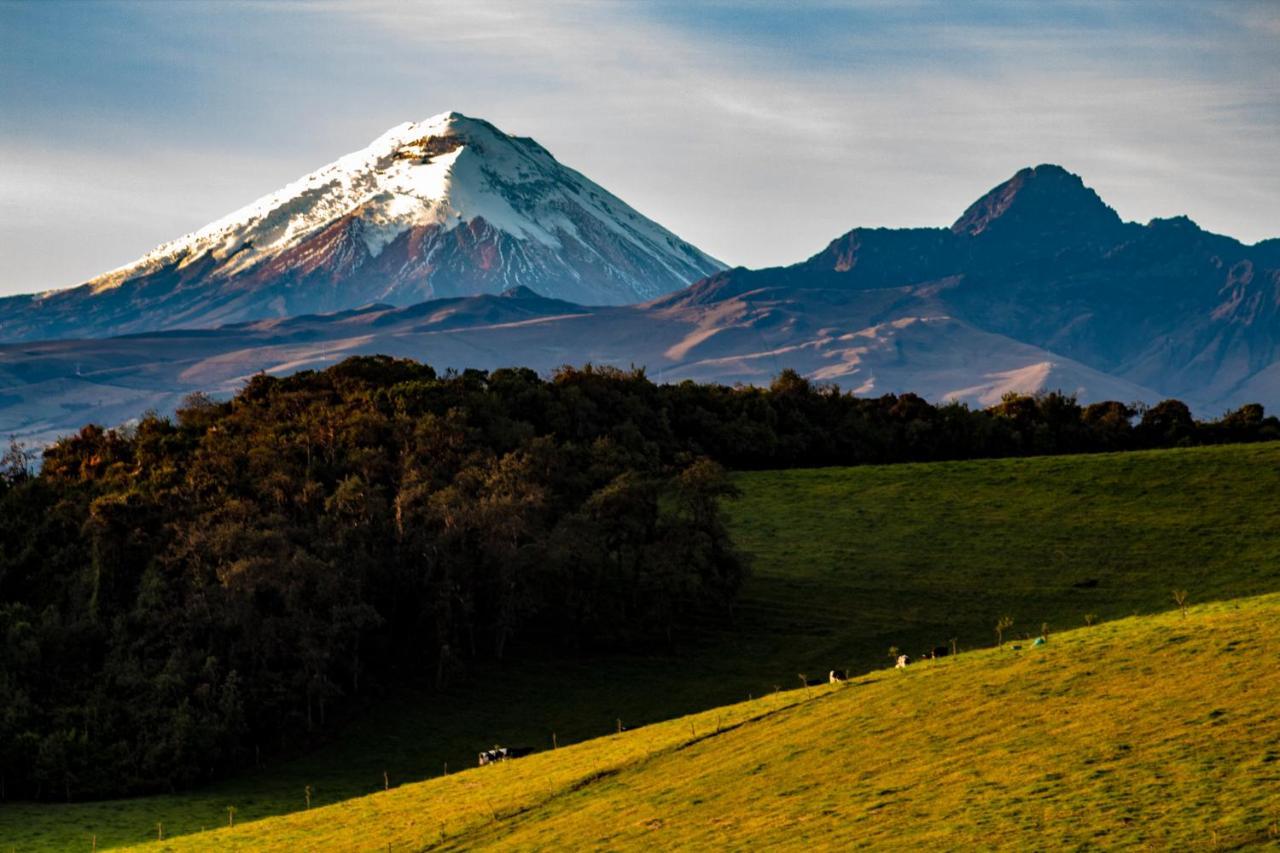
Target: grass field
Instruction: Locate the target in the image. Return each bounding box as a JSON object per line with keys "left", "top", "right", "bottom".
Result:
{"left": 128, "top": 593, "right": 1280, "bottom": 850}
{"left": 4, "top": 442, "right": 1280, "bottom": 850}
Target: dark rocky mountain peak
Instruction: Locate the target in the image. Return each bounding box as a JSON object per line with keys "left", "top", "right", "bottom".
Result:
{"left": 951, "top": 164, "right": 1125, "bottom": 248}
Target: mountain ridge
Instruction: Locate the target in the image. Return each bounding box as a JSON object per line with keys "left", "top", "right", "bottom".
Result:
{"left": 2, "top": 159, "right": 1278, "bottom": 444}
{"left": 951, "top": 163, "right": 1125, "bottom": 243}
{"left": 674, "top": 165, "right": 1280, "bottom": 407}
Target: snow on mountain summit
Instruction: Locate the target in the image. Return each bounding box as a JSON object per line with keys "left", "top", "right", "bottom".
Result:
{"left": 85, "top": 111, "right": 724, "bottom": 296}
{"left": 3, "top": 112, "right": 724, "bottom": 343}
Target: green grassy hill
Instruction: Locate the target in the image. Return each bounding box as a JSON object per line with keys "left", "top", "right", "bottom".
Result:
{"left": 5, "top": 442, "right": 1280, "bottom": 850}
{"left": 726, "top": 442, "right": 1280, "bottom": 675}
{"left": 129, "top": 593, "right": 1280, "bottom": 850}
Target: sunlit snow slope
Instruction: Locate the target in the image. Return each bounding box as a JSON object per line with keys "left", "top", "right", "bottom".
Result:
{"left": 0, "top": 112, "right": 724, "bottom": 342}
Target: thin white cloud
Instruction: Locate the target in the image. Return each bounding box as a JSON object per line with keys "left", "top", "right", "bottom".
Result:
{"left": 303, "top": 0, "right": 1280, "bottom": 251}
{"left": 0, "top": 0, "right": 1276, "bottom": 297}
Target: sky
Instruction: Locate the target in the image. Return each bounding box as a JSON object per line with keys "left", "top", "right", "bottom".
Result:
{"left": 1, "top": 0, "right": 1277, "bottom": 297}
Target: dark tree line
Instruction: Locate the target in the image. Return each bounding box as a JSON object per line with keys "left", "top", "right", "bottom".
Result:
{"left": 661, "top": 370, "right": 1278, "bottom": 467}
{"left": 0, "top": 360, "right": 744, "bottom": 800}
{"left": 0, "top": 357, "right": 1275, "bottom": 800}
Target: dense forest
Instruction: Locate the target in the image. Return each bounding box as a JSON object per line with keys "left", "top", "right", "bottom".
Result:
{"left": 1, "top": 358, "right": 1277, "bottom": 800}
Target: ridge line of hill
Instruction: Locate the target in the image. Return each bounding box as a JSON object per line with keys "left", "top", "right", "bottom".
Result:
{"left": 434, "top": 684, "right": 862, "bottom": 850}
{"left": 128, "top": 593, "right": 1280, "bottom": 850}
{"left": 130, "top": 687, "right": 829, "bottom": 851}
{"left": 435, "top": 688, "right": 840, "bottom": 849}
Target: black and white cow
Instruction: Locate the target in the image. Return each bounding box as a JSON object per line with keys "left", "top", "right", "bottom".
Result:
{"left": 478, "top": 745, "right": 536, "bottom": 766}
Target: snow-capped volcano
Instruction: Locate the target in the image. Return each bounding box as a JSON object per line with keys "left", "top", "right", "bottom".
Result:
{"left": 0, "top": 112, "right": 724, "bottom": 342}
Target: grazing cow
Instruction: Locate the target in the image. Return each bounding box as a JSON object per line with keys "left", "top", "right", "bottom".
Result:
{"left": 478, "top": 745, "right": 536, "bottom": 766}
{"left": 804, "top": 677, "right": 826, "bottom": 687}
{"left": 895, "top": 654, "right": 910, "bottom": 669}
{"left": 828, "top": 669, "right": 847, "bottom": 683}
